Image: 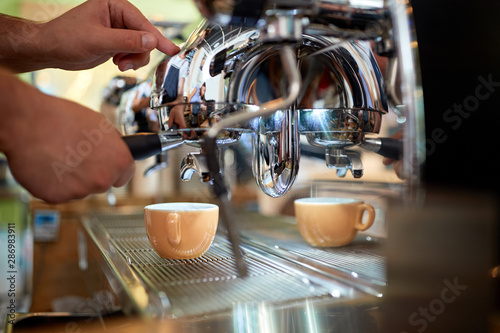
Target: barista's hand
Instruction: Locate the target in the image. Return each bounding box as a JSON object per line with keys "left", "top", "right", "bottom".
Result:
{"left": 0, "top": 70, "right": 135, "bottom": 203}
{"left": 382, "top": 130, "right": 405, "bottom": 179}
{"left": 0, "top": 0, "right": 180, "bottom": 73}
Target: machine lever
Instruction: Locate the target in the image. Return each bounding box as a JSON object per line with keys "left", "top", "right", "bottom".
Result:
{"left": 122, "top": 133, "right": 162, "bottom": 160}
{"left": 122, "top": 133, "right": 184, "bottom": 161}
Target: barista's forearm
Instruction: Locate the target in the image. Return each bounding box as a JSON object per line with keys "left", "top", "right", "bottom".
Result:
{"left": 0, "top": 14, "right": 49, "bottom": 73}
{"left": 0, "top": 66, "right": 39, "bottom": 153}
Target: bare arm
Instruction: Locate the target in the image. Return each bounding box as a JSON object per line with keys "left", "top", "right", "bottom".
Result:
{"left": 0, "top": 14, "right": 45, "bottom": 72}
{"left": 0, "top": 0, "right": 180, "bottom": 73}
{"left": 0, "top": 67, "right": 135, "bottom": 203}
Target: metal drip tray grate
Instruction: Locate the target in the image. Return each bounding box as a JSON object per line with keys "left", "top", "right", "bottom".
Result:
{"left": 83, "top": 211, "right": 344, "bottom": 318}
{"left": 237, "top": 212, "right": 387, "bottom": 294}
{"left": 289, "top": 242, "right": 385, "bottom": 283}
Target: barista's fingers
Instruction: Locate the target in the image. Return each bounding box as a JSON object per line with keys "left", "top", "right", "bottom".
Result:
{"left": 393, "top": 160, "right": 405, "bottom": 180}
{"left": 113, "top": 161, "right": 136, "bottom": 187}
{"left": 106, "top": 137, "right": 136, "bottom": 188}
{"left": 108, "top": 0, "right": 180, "bottom": 56}
{"left": 382, "top": 156, "right": 405, "bottom": 179}
{"left": 382, "top": 157, "right": 394, "bottom": 166}
{"left": 98, "top": 28, "right": 158, "bottom": 54}
{"left": 155, "top": 36, "right": 180, "bottom": 56}
{"left": 115, "top": 52, "right": 151, "bottom": 71}
{"left": 112, "top": 53, "right": 126, "bottom": 65}
{"left": 103, "top": 29, "right": 179, "bottom": 57}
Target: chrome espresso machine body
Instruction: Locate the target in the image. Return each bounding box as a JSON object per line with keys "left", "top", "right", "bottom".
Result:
{"left": 123, "top": 0, "right": 424, "bottom": 193}
{"left": 78, "top": 0, "right": 429, "bottom": 330}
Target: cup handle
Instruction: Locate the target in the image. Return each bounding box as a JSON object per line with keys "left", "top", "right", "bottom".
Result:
{"left": 355, "top": 204, "right": 375, "bottom": 231}
{"left": 166, "top": 213, "right": 181, "bottom": 246}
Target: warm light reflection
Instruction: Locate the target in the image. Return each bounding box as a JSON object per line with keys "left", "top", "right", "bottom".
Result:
{"left": 129, "top": 285, "right": 150, "bottom": 309}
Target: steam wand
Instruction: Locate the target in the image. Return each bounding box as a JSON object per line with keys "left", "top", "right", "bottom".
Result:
{"left": 201, "top": 45, "right": 301, "bottom": 278}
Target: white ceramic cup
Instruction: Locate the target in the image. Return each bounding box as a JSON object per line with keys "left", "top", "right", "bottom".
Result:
{"left": 294, "top": 197, "right": 375, "bottom": 247}
{"left": 144, "top": 202, "right": 219, "bottom": 259}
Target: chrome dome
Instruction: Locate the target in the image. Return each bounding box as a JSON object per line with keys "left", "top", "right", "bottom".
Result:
{"left": 150, "top": 20, "right": 260, "bottom": 148}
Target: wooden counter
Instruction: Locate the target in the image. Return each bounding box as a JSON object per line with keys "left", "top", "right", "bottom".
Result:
{"left": 29, "top": 196, "right": 157, "bottom": 312}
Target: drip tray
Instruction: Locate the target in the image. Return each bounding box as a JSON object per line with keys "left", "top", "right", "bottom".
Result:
{"left": 80, "top": 209, "right": 384, "bottom": 320}
{"left": 237, "top": 212, "right": 386, "bottom": 296}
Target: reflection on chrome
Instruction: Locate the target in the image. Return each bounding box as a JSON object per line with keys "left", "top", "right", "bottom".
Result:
{"left": 145, "top": 22, "right": 394, "bottom": 195}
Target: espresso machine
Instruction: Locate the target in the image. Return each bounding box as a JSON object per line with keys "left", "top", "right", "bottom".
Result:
{"left": 73, "top": 0, "right": 457, "bottom": 331}
{"left": 124, "top": 0, "right": 423, "bottom": 189}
